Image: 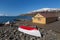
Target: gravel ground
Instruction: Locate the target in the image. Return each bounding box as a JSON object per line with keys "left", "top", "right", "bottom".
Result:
{"left": 0, "top": 26, "right": 58, "bottom": 40}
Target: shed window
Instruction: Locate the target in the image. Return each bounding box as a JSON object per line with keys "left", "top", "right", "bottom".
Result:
{"left": 38, "top": 18, "right": 41, "bottom": 20}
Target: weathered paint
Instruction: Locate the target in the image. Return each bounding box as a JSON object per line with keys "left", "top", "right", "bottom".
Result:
{"left": 32, "top": 13, "right": 46, "bottom": 24}
{"left": 32, "top": 13, "right": 57, "bottom": 24}
{"left": 32, "top": 17, "right": 46, "bottom": 24}
{"left": 34, "top": 13, "right": 44, "bottom": 18}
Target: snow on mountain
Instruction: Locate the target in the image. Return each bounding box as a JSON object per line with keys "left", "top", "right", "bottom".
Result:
{"left": 30, "top": 8, "right": 60, "bottom": 13}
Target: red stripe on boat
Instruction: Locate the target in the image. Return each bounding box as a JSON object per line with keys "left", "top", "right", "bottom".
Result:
{"left": 19, "top": 26, "right": 37, "bottom": 30}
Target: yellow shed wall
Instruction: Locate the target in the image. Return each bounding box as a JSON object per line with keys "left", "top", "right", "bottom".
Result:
{"left": 34, "top": 13, "right": 44, "bottom": 17}
{"left": 32, "top": 13, "right": 46, "bottom": 24}
{"left": 32, "top": 17, "right": 46, "bottom": 24}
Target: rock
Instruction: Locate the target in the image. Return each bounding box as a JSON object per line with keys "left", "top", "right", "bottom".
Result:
{"left": 0, "top": 26, "right": 58, "bottom": 40}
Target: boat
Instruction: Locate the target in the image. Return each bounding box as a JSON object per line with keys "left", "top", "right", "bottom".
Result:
{"left": 18, "top": 25, "right": 41, "bottom": 37}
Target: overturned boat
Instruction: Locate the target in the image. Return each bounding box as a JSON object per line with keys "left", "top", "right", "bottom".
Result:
{"left": 18, "top": 25, "right": 41, "bottom": 37}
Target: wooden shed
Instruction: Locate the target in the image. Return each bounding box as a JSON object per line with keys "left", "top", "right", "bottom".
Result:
{"left": 32, "top": 12, "right": 58, "bottom": 24}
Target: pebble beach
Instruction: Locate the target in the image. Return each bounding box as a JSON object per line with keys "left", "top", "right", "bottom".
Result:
{"left": 0, "top": 26, "right": 58, "bottom": 40}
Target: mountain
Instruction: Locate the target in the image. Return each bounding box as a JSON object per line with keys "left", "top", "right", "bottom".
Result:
{"left": 20, "top": 8, "right": 60, "bottom": 16}
{"left": 30, "top": 8, "right": 60, "bottom": 13}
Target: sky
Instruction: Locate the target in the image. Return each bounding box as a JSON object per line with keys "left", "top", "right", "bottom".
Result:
{"left": 0, "top": 0, "right": 60, "bottom": 16}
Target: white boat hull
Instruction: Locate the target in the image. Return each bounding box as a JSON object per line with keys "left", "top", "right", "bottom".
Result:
{"left": 18, "top": 28, "right": 41, "bottom": 37}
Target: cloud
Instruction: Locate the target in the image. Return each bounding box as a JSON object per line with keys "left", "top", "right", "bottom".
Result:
{"left": 0, "top": 14, "right": 8, "bottom": 16}
{"left": 0, "top": 14, "right": 4, "bottom": 16}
